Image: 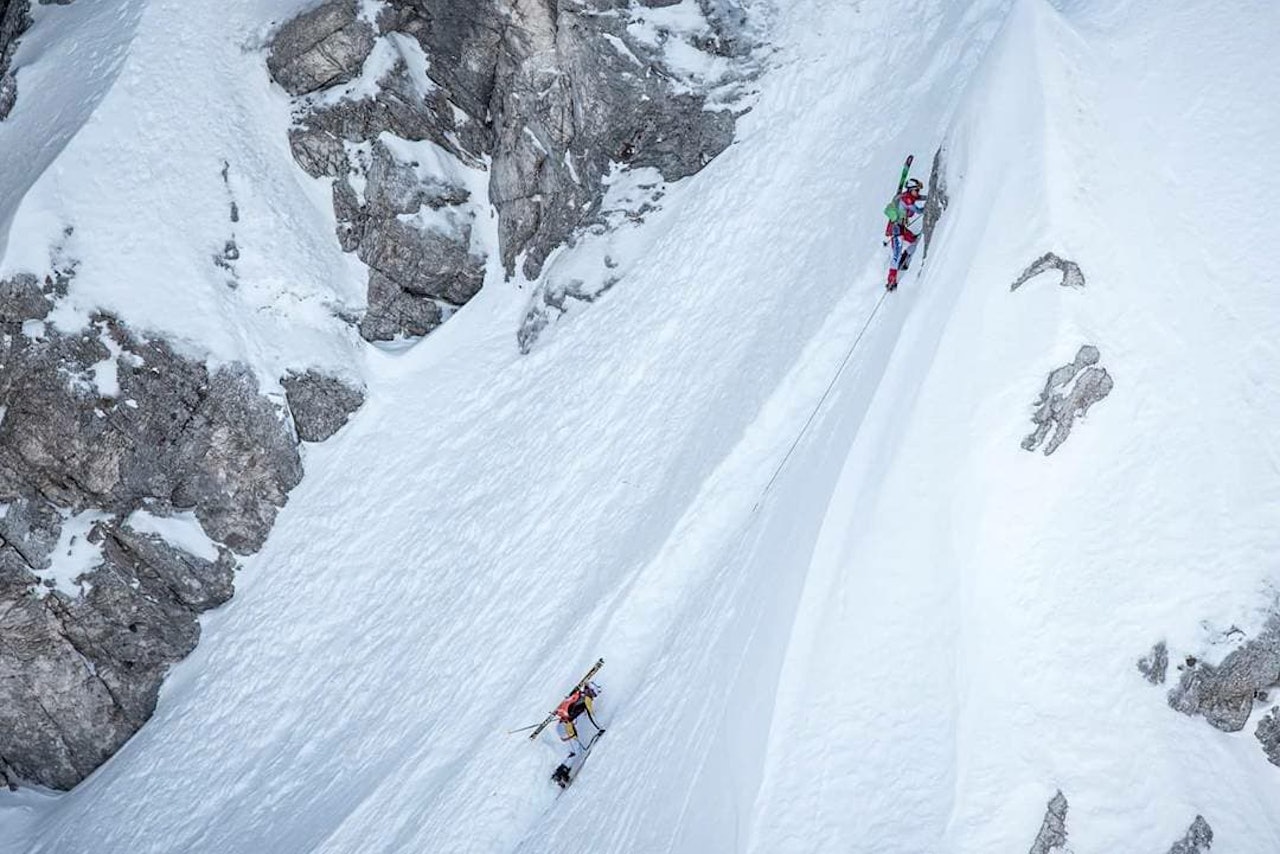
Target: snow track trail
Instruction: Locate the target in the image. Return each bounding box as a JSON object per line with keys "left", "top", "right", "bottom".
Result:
{"left": 5, "top": 0, "right": 1280, "bottom": 851}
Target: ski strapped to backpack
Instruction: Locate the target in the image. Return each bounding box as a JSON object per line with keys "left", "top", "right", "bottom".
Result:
{"left": 883, "top": 153, "right": 914, "bottom": 223}
{"left": 525, "top": 658, "right": 605, "bottom": 740}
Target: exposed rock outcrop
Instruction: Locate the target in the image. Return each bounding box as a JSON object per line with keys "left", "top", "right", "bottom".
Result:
{"left": 282, "top": 369, "right": 365, "bottom": 442}
{"left": 1021, "top": 344, "right": 1113, "bottom": 455}
{"left": 0, "top": 523, "right": 237, "bottom": 790}
{"left": 922, "top": 145, "right": 948, "bottom": 259}
{"left": 0, "top": 315, "right": 302, "bottom": 552}
{"left": 1139, "top": 640, "right": 1169, "bottom": 685}
{"left": 266, "top": 0, "right": 375, "bottom": 96}
{"left": 1027, "top": 790, "right": 1069, "bottom": 854}
{"left": 1166, "top": 815, "right": 1213, "bottom": 854}
{"left": 269, "top": 0, "right": 757, "bottom": 343}
{"left": 0, "top": 268, "right": 335, "bottom": 790}
{"left": 1168, "top": 614, "right": 1280, "bottom": 732}
{"left": 1011, "top": 252, "right": 1086, "bottom": 291}
{"left": 0, "top": 0, "right": 32, "bottom": 119}
{"left": 1256, "top": 706, "right": 1280, "bottom": 766}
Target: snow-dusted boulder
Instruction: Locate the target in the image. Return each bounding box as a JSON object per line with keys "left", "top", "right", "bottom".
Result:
{"left": 1022, "top": 345, "right": 1113, "bottom": 455}
{"left": 282, "top": 370, "right": 364, "bottom": 442}
{"left": 1168, "top": 616, "right": 1280, "bottom": 732}
{"left": 1166, "top": 816, "right": 1214, "bottom": 854}
{"left": 1011, "top": 252, "right": 1086, "bottom": 291}
{"left": 266, "top": 0, "right": 374, "bottom": 96}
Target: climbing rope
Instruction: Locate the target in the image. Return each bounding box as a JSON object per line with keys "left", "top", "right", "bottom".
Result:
{"left": 755, "top": 289, "right": 890, "bottom": 509}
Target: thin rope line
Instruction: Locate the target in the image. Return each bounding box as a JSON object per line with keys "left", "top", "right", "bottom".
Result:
{"left": 754, "top": 289, "right": 890, "bottom": 509}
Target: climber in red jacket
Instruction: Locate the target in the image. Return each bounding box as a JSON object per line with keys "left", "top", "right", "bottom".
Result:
{"left": 885, "top": 177, "right": 927, "bottom": 290}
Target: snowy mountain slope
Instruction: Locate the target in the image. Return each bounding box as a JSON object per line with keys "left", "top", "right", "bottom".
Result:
{"left": 750, "top": 0, "right": 1280, "bottom": 851}
{"left": 0, "top": 0, "right": 1007, "bottom": 847}
{"left": 3, "top": 0, "right": 1280, "bottom": 852}
{"left": 0, "top": 0, "right": 364, "bottom": 378}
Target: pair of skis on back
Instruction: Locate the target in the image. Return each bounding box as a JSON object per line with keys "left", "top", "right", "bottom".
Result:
{"left": 512, "top": 658, "right": 605, "bottom": 790}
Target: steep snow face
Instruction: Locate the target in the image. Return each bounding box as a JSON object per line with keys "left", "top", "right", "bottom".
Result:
{"left": 3, "top": 0, "right": 1280, "bottom": 852}
{"left": 750, "top": 0, "right": 1280, "bottom": 851}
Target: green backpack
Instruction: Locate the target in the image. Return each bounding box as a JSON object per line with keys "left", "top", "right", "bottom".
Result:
{"left": 883, "top": 199, "right": 902, "bottom": 223}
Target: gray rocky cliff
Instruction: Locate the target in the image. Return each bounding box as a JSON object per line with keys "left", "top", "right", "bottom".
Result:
{"left": 270, "top": 0, "right": 757, "bottom": 343}
{"left": 0, "top": 269, "right": 360, "bottom": 790}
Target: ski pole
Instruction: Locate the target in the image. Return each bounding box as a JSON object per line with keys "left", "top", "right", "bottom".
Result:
{"left": 507, "top": 723, "right": 543, "bottom": 734}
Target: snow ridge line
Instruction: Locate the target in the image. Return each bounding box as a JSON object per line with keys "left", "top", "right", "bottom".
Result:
{"left": 754, "top": 289, "right": 890, "bottom": 509}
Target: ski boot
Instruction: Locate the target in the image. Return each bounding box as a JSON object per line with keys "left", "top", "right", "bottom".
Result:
{"left": 552, "top": 763, "right": 572, "bottom": 788}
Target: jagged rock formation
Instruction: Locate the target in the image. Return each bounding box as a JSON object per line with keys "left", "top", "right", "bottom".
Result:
{"left": 1138, "top": 640, "right": 1169, "bottom": 684}
{"left": 1256, "top": 707, "right": 1280, "bottom": 766}
{"left": 1166, "top": 815, "right": 1213, "bottom": 854}
{"left": 269, "top": 0, "right": 755, "bottom": 342}
{"left": 1011, "top": 252, "right": 1086, "bottom": 291}
{"left": 0, "top": 0, "right": 32, "bottom": 119}
{"left": 922, "top": 145, "right": 948, "bottom": 259}
{"left": 1, "top": 522, "right": 236, "bottom": 790}
{"left": 282, "top": 369, "right": 365, "bottom": 442}
{"left": 1168, "top": 613, "right": 1280, "bottom": 732}
{"left": 1022, "top": 790, "right": 1211, "bottom": 854}
{"left": 0, "top": 269, "right": 341, "bottom": 790}
{"left": 1021, "top": 344, "right": 1113, "bottom": 455}
{"left": 1027, "top": 790, "right": 1069, "bottom": 854}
